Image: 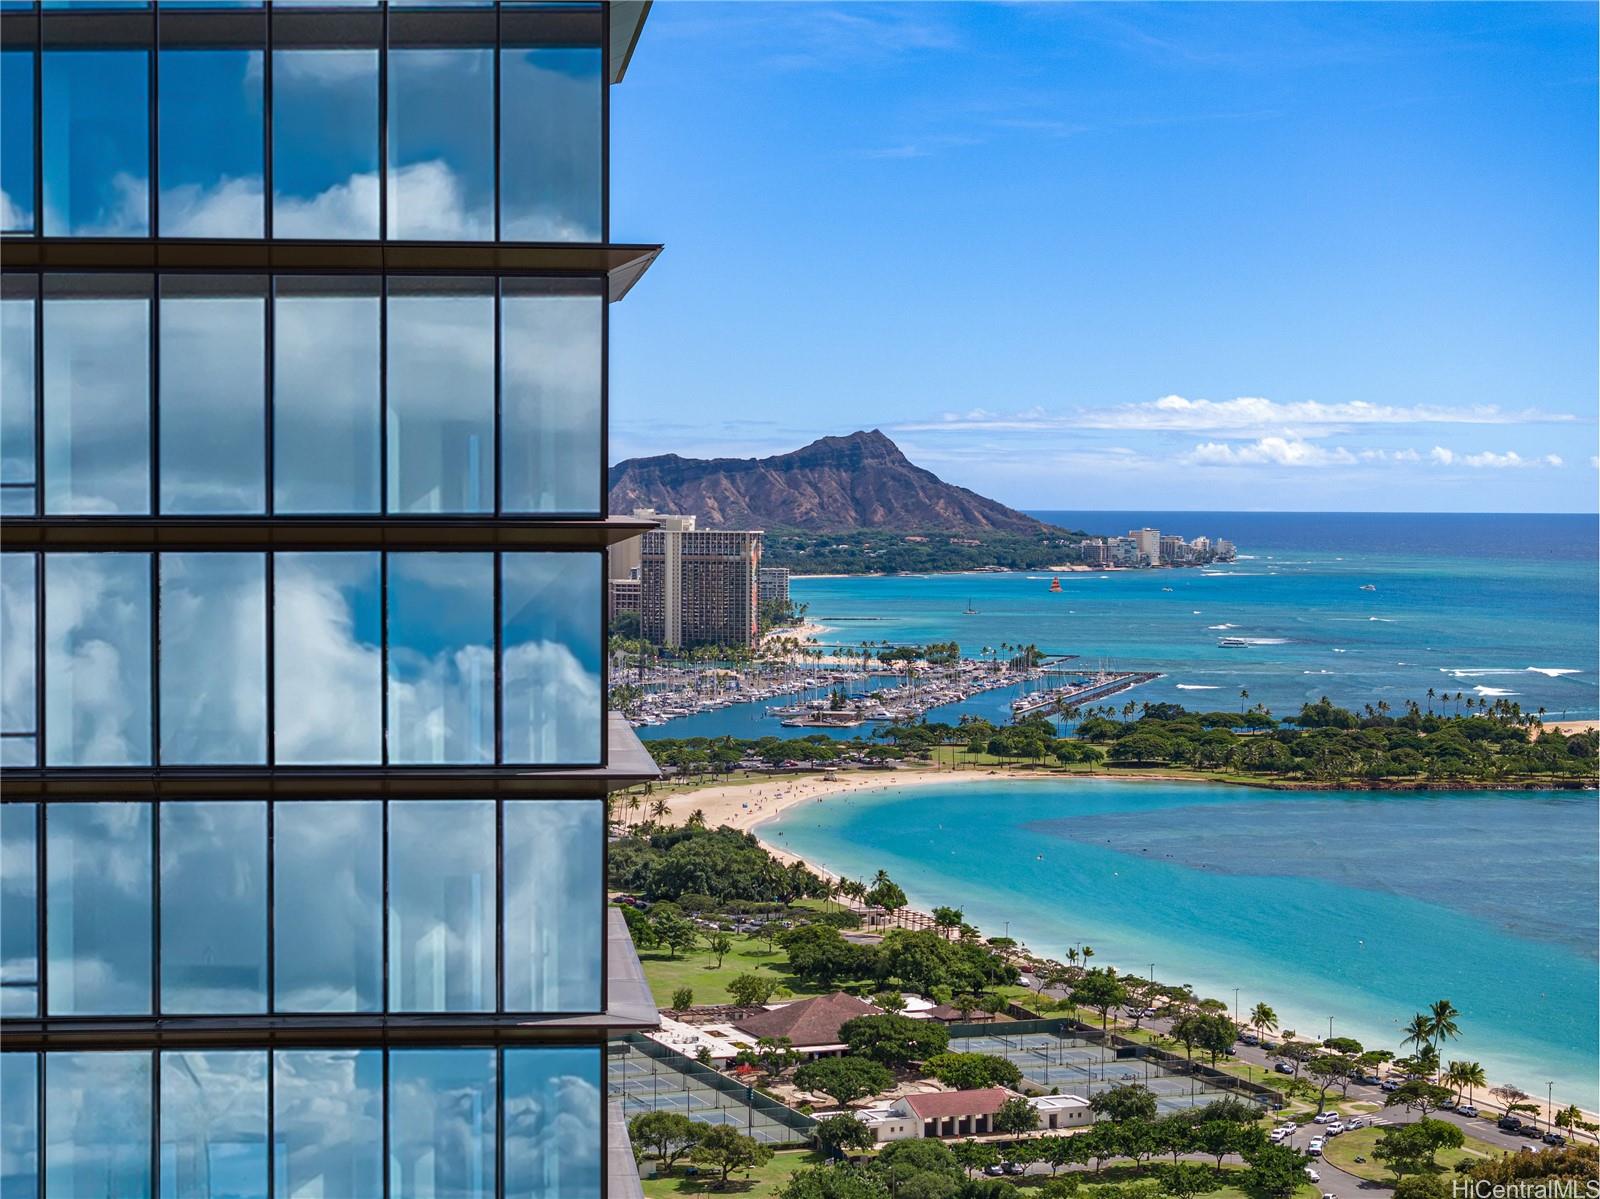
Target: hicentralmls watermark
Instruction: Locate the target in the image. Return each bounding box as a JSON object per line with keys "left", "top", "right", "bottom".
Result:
{"left": 1453, "top": 1181, "right": 1600, "bottom": 1199}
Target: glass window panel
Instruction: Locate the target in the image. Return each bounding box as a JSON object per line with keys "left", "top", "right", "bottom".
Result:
{"left": 42, "top": 50, "right": 149, "bottom": 236}
{"left": 159, "top": 553, "right": 266, "bottom": 764}
{"left": 273, "top": 801, "right": 381, "bottom": 1013}
{"left": 503, "top": 802, "right": 601, "bottom": 1013}
{"left": 160, "top": 1052, "right": 266, "bottom": 1199}
{"left": 389, "top": 1050, "right": 496, "bottom": 1199}
{"left": 0, "top": 285, "right": 37, "bottom": 516}
{"left": 159, "top": 281, "right": 266, "bottom": 514}
{"left": 43, "top": 278, "right": 151, "bottom": 515}
{"left": 273, "top": 280, "right": 380, "bottom": 513}
{"left": 500, "top": 289, "right": 600, "bottom": 513}
{"left": 388, "top": 801, "right": 493, "bottom": 1012}
{"left": 387, "top": 553, "right": 493, "bottom": 765}
{"left": 273, "top": 552, "right": 381, "bottom": 764}
{"left": 504, "top": 1048, "right": 600, "bottom": 1199}
{"left": 502, "top": 553, "right": 600, "bottom": 765}
{"left": 387, "top": 49, "right": 493, "bottom": 241}
{"left": 0, "top": 1052, "right": 38, "bottom": 1199}
{"left": 272, "top": 1050, "right": 383, "bottom": 1199}
{"left": 44, "top": 553, "right": 152, "bottom": 766}
{"left": 0, "top": 553, "right": 37, "bottom": 768}
{"left": 272, "top": 50, "right": 378, "bottom": 239}
{"left": 0, "top": 50, "right": 32, "bottom": 233}
{"left": 160, "top": 802, "right": 266, "bottom": 1014}
{"left": 386, "top": 283, "right": 494, "bottom": 514}
{"left": 159, "top": 50, "right": 263, "bottom": 237}
{"left": 0, "top": 805, "right": 37, "bottom": 1016}
{"left": 46, "top": 802, "right": 152, "bottom": 1014}
{"left": 500, "top": 48, "right": 601, "bottom": 242}
{"left": 45, "top": 1052, "right": 152, "bottom": 1199}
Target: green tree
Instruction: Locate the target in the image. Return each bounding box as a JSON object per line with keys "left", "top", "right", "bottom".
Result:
{"left": 951, "top": 1140, "right": 1002, "bottom": 1176}
{"left": 925, "top": 1052, "right": 1024, "bottom": 1091}
{"left": 727, "top": 973, "right": 783, "bottom": 1008}
{"left": 1425, "top": 999, "right": 1462, "bottom": 1057}
{"left": 840, "top": 1014, "right": 950, "bottom": 1067}
{"left": 627, "top": 1111, "right": 701, "bottom": 1169}
{"left": 993, "top": 1096, "right": 1040, "bottom": 1135}
{"left": 1069, "top": 968, "right": 1128, "bottom": 1031}
{"left": 1089, "top": 1084, "right": 1158, "bottom": 1124}
{"left": 691, "top": 1124, "right": 774, "bottom": 1186}
{"left": 733, "top": 1036, "right": 801, "bottom": 1082}
{"left": 814, "top": 1112, "right": 877, "bottom": 1157}
{"left": 1372, "top": 1118, "right": 1464, "bottom": 1175}
{"left": 1392, "top": 1176, "right": 1451, "bottom": 1199}
{"left": 653, "top": 911, "right": 700, "bottom": 960}
{"left": 1385, "top": 1081, "right": 1454, "bottom": 1117}
{"left": 1443, "top": 1059, "right": 1487, "bottom": 1105}
{"left": 704, "top": 930, "right": 735, "bottom": 968}
{"left": 793, "top": 1056, "right": 894, "bottom": 1106}
{"left": 866, "top": 878, "right": 908, "bottom": 914}
{"left": 779, "top": 1165, "right": 891, "bottom": 1199}
{"left": 1238, "top": 1142, "right": 1308, "bottom": 1199}
{"left": 669, "top": 986, "right": 694, "bottom": 1011}
{"left": 1159, "top": 1163, "right": 1215, "bottom": 1199}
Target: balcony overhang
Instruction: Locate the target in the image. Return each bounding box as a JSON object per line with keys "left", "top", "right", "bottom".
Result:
{"left": 3, "top": 716, "right": 660, "bottom": 800}
{"left": 3, "top": 514, "right": 660, "bottom": 553}
{"left": 609, "top": 0, "right": 651, "bottom": 84}
{"left": 0, "top": 240, "right": 663, "bottom": 301}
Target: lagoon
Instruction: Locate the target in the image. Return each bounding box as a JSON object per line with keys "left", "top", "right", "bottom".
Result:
{"left": 758, "top": 777, "right": 1599, "bottom": 1108}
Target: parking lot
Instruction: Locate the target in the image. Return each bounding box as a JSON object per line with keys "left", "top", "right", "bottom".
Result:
{"left": 947, "top": 1030, "right": 1261, "bottom": 1114}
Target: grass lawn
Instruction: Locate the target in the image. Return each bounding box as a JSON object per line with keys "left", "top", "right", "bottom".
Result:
{"left": 1010, "top": 1164, "right": 1315, "bottom": 1199}
{"left": 642, "top": 1149, "right": 824, "bottom": 1197}
{"left": 637, "top": 931, "right": 831, "bottom": 1008}
{"left": 1321, "top": 1125, "right": 1506, "bottom": 1182}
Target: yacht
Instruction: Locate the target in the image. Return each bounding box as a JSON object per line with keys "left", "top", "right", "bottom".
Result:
{"left": 1217, "top": 636, "right": 1252, "bottom": 648}
{"left": 1359, "top": 583, "right": 1377, "bottom": 591}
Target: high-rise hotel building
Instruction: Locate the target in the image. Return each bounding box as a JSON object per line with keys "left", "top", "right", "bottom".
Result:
{"left": 0, "top": 3, "right": 661, "bottom": 1197}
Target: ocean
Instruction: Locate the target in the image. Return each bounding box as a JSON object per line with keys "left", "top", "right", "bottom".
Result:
{"left": 758, "top": 777, "right": 1600, "bottom": 1109}
{"left": 643, "top": 511, "right": 1598, "bottom": 741}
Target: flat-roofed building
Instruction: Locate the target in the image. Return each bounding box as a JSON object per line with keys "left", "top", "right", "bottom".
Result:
{"left": 758, "top": 565, "right": 791, "bottom": 606}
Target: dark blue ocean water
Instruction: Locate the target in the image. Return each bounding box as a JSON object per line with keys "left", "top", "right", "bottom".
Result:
{"left": 762, "top": 779, "right": 1600, "bottom": 1108}
{"left": 645, "top": 512, "right": 1597, "bottom": 741}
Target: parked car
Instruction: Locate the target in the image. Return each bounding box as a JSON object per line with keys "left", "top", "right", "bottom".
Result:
{"left": 1313, "top": 1112, "right": 1338, "bottom": 1124}
{"left": 1239, "top": 1032, "right": 1260, "bottom": 1045}
{"left": 1381, "top": 1079, "right": 1401, "bottom": 1092}
{"left": 1275, "top": 1062, "right": 1295, "bottom": 1074}
{"left": 1304, "top": 1168, "right": 1322, "bottom": 1183}
{"left": 1307, "top": 1139, "right": 1325, "bottom": 1157}
{"left": 1346, "top": 1117, "right": 1364, "bottom": 1130}
{"left": 984, "top": 1165, "right": 1005, "bottom": 1176}
{"left": 1002, "top": 1163, "right": 1024, "bottom": 1175}
{"left": 1543, "top": 1133, "right": 1567, "bottom": 1147}
{"left": 1520, "top": 1125, "right": 1544, "bottom": 1139}
{"left": 1498, "top": 1116, "right": 1524, "bottom": 1132}
{"left": 1458, "top": 1105, "right": 1479, "bottom": 1118}
{"left": 1326, "top": 1122, "right": 1345, "bottom": 1136}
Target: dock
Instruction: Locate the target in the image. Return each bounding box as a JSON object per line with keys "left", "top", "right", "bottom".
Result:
{"left": 1010, "top": 671, "right": 1162, "bottom": 717}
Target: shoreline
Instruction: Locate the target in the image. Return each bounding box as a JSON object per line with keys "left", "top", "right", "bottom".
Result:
{"left": 655, "top": 767, "right": 1599, "bottom": 1126}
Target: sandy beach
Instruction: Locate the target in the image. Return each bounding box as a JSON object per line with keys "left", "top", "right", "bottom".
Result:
{"left": 1542, "top": 719, "right": 1599, "bottom": 736}
{"left": 652, "top": 766, "right": 1600, "bottom": 1129}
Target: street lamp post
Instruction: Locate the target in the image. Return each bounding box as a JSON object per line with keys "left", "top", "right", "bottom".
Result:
{"left": 1547, "top": 1081, "right": 1554, "bottom": 1133}
{"left": 1233, "top": 988, "right": 1240, "bottom": 1026}
{"left": 1328, "top": 1016, "right": 1335, "bottom": 1041}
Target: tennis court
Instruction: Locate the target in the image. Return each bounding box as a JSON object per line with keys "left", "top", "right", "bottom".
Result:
{"left": 608, "top": 1037, "right": 816, "bottom": 1146}
{"left": 948, "top": 1030, "right": 1258, "bottom": 1114}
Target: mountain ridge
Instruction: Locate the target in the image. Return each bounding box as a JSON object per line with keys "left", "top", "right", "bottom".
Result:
{"left": 608, "top": 430, "right": 1056, "bottom": 534}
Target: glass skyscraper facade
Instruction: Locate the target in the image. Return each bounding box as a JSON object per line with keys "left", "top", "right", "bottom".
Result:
{"left": 0, "top": 3, "right": 661, "bottom": 1195}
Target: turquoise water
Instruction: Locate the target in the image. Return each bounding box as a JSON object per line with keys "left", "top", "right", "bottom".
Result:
{"left": 644, "top": 512, "right": 1598, "bottom": 742}
{"left": 759, "top": 778, "right": 1600, "bottom": 1108}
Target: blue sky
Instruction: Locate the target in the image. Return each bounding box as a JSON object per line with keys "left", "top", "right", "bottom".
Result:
{"left": 611, "top": 2, "right": 1599, "bottom": 512}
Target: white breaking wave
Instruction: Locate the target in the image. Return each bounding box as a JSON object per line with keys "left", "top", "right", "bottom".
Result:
{"left": 1474, "top": 686, "right": 1519, "bottom": 697}
{"left": 1527, "top": 667, "right": 1582, "bottom": 678}
{"left": 1207, "top": 623, "right": 1239, "bottom": 630}
{"left": 1176, "top": 684, "right": 1220, "bottom": 690}
{"left": 1304, "top": 670, "right": 1335, "bottom": 675}
{"left": 1441, "top": 667, "right": 1579, "bottom": 679}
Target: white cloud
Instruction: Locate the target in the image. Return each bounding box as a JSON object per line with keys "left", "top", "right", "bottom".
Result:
{"left": 1185, "top": 437, "right": 1357, "bottom": 468}
{"left": 897, "top": 394, "right": 1577, "bottom": 436}
{"left": 1429, "top": 447, "right": 1563, "bottom": 469}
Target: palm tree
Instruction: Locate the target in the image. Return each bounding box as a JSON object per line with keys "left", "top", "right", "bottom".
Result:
{"left": 1426, "top": 999, "right": 1462, "bottom": 1067}
{"left": 1400, "top": 1012, "right": 1434, "bottom": 1056}
{"left": 649, "top": 797, "right": 669, "bottom": 823}
{"left": 1445, "top": 1060, "right": 1487, "bottom": 1105}
{"left": 1250, "top": 1002, "right": 1278, "bottom": 1045}
{"left": 1239, "top": 688, "right": 1249, "bottom": 714}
